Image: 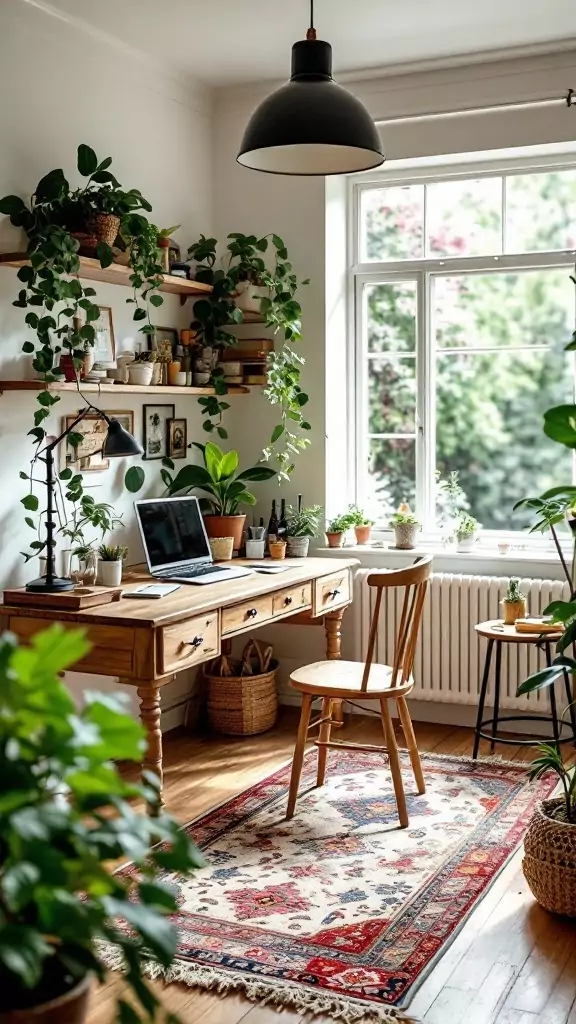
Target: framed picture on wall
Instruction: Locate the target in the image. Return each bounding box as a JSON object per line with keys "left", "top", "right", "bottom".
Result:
{"left": 152, "top": 326, "right": 178, "bottom": 356}
{"left": 143, "top": 404, "right": 175, "bottom": 460}
{"left": 61, "top": 410, "right": 135, "bottom": 472}
{"left": 168, "top": 418, "right": 187, "bottom": 459}
{"left": 74, "top": 306, "right": 115, "bottom": 364}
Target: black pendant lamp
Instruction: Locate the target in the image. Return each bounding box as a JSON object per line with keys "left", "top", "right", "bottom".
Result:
{"left": 237, "top": 1, "right": 385, "bottom": 176}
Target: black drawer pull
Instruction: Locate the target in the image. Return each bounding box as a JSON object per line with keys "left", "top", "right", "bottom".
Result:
{"left": 284, "top": 596, "right": 293, "bottom": 606}
{"left": 246, "top": 608, "right": 258, "bottom": 618}
{"left": 328, "top": 588, "right": 341, "bottom": 599}
{"left": 185, "top": 635, "right": 204, "bottom": 648}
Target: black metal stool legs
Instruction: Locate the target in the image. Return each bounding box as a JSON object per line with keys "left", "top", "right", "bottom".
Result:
{"left": 491, "top": 642, "right": 502, "bottom": 753}
{"left": 473, "top": 639, "right": 494, "bottom": 760}
{"left": 545, "top": 642, "right": 560, "bottom": 747}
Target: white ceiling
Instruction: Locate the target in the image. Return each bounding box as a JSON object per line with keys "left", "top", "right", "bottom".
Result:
{"left": 41, "top": 0, "right": 576, "bottom": 86}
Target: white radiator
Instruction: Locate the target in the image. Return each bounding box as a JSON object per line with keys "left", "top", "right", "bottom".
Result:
{"left": 352, "top": 571, "right": 570, "bottom": 711}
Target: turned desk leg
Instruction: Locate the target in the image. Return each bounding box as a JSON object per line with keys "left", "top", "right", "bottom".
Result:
{"left": 325, "top": 607, "right": 346, "bottom": 724}
{"left": 136, "top": 683, "right": 164, "bottom": 814}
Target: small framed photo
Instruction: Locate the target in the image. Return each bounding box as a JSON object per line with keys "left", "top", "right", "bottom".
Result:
{"left": 63, "top": 415, "right": 109, "bottom": 472}
{"left": 152, "top": 326, "right": 178, "bottom": 356}
{"left": 75, "top": 306, "right": 115, "bottom": 364}
{"left": 168, "top": 418, "right": 187, "bottom": 459}
{"left": 143, "top": 404, "right": 175, "bottom": 460}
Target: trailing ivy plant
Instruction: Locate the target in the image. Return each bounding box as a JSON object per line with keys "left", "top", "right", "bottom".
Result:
{"left": 0, "top": 144, "right": 163, "bottom": 557}
{"left": 187, "top": 232, "right": 311, "bottom": 474}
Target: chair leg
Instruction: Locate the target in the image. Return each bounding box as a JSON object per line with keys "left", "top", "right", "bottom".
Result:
{"left": 396, "top": 696, "right": 425, "bottom": 795}
{"left": 316, "top": 697, "right": 333, "bottom": 787}
{"left": 380, "top": 698, "right": 408, "bottom": 829}
{"left": 286, "top": 694, "right": 313, "bottom": 821}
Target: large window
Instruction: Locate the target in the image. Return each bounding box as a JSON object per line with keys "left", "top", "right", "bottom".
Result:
{"left": 352, "top": 164, "right": 576, "bottom": 533}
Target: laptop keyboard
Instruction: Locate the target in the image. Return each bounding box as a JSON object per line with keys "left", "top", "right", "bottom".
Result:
{"left": 160, "top": 564, "right": 224, "bottom": 579}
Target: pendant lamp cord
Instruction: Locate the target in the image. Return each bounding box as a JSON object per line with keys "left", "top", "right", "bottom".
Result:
{"left": 306, "top": 0, "right": 317, "bottom": 40}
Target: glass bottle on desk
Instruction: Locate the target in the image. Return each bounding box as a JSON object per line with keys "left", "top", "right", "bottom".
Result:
{"left": 278, "top": 499, "right": 288, "bottom": 540}
{"left": 267, "top": 500, "right": 279, "bottom": 547}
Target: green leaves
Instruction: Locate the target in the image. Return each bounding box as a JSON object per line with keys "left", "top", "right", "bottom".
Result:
{"left": 0, "top": 926, "right": 52, "bottom": 988}
{"left": 77, "top": 143, "right": 98, "bottom": 176}
{"left": 21, "top": 494, "right": 39, "bottom": 512}
{"left": 0, "top": 194, "right": 27, "bottom": 216}
{"left": 124, "top": 465, "right": 145, "bottom": 493}
{"left": 35, "top": 168, "right": 68, "bottom": 203}
{"left": 516, "top": 656, "right": 576, "bottom": 697}
{"left": 543, "top": 405, "right": 576, "bottom": 448}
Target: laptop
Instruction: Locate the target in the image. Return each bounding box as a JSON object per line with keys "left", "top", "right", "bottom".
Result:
{"left": 134, "top": 496, "right": 253, "bottom": 585}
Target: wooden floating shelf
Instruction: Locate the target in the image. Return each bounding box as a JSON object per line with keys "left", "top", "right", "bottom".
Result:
{"left": 0, "top": 380, "right": 249, "bottom": 396}
{"left": 0, "top": 252, "right": 212, "bottom": 298}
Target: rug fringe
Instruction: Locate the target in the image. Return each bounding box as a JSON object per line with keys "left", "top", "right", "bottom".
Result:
{"left": 424, "top": 749, "right": 527, "bottom": 769}
{"left": 96, "top": 942, "right": 416, "bottom": 1024}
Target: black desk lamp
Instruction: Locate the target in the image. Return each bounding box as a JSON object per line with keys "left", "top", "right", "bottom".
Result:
{"left": 26, "top": 404, "right": 143, "bottom": 594}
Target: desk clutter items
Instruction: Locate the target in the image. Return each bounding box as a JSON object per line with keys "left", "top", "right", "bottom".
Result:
{"left": 2, "top": 584, "right": 122, "bottom": 611}
{"left": 221, "top": 337, "right": 273, "bottom": 385}
{"left": 515, "top": 616, "right": 563, "bottom": 634}
{"left": 205, "top": 639, "right": 278, "bottom": 735}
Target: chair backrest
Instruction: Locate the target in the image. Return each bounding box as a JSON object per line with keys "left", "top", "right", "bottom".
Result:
{"left": 360, "top": 555, "right": 433, "bottom": 692}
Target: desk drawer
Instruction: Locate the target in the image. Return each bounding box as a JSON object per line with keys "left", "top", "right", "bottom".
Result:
{"left": 159, "top": 612, "right": 219, "bottom": 675}
{"left": 222, "top": 594, "right": 273, "bottom": 636}
{"left": 313, "top": 570, "right": 351, "bottom": 616}
{"left": 6, "top": 616, "right": 137, "bottom": 676}
{"left": 272, "top": 582, "right": 312, "bottom": 618}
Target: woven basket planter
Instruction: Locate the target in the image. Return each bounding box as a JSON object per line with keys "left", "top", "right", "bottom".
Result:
{"left": 92, "top": 212, "right": 120, "bottom": 247}
{"left": 206, "top": 639, "right": 278, "bottom": 736}
{"left": 523, "top": 797, "right": 576, "bottom": 916}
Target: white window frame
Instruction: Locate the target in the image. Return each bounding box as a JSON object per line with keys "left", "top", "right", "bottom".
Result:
{"left": 347, "top": 152, "right": 576, "bottom": 543}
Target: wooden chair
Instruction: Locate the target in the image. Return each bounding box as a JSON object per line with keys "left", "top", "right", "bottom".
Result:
{"left": 285, "top": 556, "right": 433, "bottom": 827}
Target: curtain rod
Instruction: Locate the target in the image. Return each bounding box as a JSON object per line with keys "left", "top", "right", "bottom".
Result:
{"left": 376, "top": 90, "right": 576, "bottom": 127}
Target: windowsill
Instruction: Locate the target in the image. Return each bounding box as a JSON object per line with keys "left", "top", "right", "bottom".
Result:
{"left": 314, "top": 543, "right": 569, "bottom": 580}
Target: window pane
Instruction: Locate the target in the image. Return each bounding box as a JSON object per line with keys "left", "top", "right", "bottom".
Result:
{"left": 361, "top": 185, "right": 424, "bottom": 262}
{"left": 369, "top": 357, "right": 416, "bottom": 433}
{"left": 436, "top": 349, "right": 574, "bottom": 531}
{"left": 434, "top": 269, "right": 574, "bottom": 350}
{"left": 368, "top": 438, "right": 416, "bottom": 518}
{"left": 366, "top": 281, "right": 417, "bottom": 353}
{"left": 506, "top": 170, "right": 576, "bottom": 253}
{"left": 426, "top": 177, "right": 502, "bottom": 257}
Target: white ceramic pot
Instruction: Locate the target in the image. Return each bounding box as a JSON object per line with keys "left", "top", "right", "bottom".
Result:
{"left": 128, "top": 363, "right": 154, "bottom": 386}
{"left": 99, "top": 560, "right": 123, "bottom": 587}
{"left": 194, "top": 371, "right": 211, "bottom": 385}
{"left": 394, "top": 523, "right": 419, "bottom": 550}
{"left": 456, "top": 533, "right": 477, "bottom": 552}
{"left": 174, "top": 371, "right": 187, "bottom": 386}
{"left": 61, "top": 548, "right": 72, "bottom": 579}
{"left": 246, "top": 539, "right": 266, "bottom": 558}
{"left": 235, "top": 281, "right": 269, "bottom": 315}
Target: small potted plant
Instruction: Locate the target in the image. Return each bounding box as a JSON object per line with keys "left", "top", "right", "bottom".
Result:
{"left": 455, "top": 511, "right": 481, "bottom": 552}
{"left": 502, "top": 577, "right": 527, "bottom": 624}
{"left": 325, "top": 513, "right": 352, "bottom": 549}
{"left": 97, "top": 543, "right": 128, "bottom": 587}
{"left": 347, "top": 504, "right": 374, "bottom": 545}
{"left": 165, "top": 442, "right": 275, "bottom": 551}
{"left": 286, "top": 504, "right": 323, "bottom": 557}
{"left": 390, "top": 511, "right": 420, "bottom": 549}
{"left": 0, "top": 624, "right": 204, "bottom": 1023}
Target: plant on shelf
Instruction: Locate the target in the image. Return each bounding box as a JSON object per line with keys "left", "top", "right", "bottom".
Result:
{"left": 165, "top": 442, "right": 276, "bottom": 551}
{"left": 325, "top": 512, "right": 354, "bottom": 549}
{"left": 389, "top": 511, "right": 420, "bottom": 550}
{"left": 502, "top": 577, "right": 527, "bottom": 625}
{"left": 186, "top": 233, "right": 310, "bottom": 476}
{"left": 454, "top": 510, "right": 481, "bottom": 551}
{"left": 346, "top": 504, "right": 375, "bottom": 545}
{"left": 0, "top": 624, "right": 204, "bottom": 1023}
{"left": 286, "top": 503, "right": 323, "bottom": 557}
{"left": 511, "top": 268, "right": 576, "bottom": 917}
{"left": 0, "top": 144, "right": 164, "bottom": 546}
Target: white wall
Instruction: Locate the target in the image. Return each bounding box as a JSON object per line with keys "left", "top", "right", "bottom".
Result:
{"left": 0, "top": 0, "right": 214, "bottom": 726}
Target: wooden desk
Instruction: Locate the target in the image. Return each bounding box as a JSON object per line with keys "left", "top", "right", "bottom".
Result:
{"left": 1, "top": 557, "right": 358, "bottom": 805}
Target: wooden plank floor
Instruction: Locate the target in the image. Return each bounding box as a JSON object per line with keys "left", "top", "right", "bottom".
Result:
{"left": 87, "top": 707, "right": 576, "bottom": 1024}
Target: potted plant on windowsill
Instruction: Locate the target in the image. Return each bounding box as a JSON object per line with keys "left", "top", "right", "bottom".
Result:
{"left": 390, "top": 511, "right": 420, "bottom": 550}
{"left": 286, "top": 503, "right": 323, "bottom": 557}
{"left": 502, "top": 577, "right": 527, "bottom": 624}
{"left": 0, "top": 624, "right": 204, "bottom": 1023}
{"left": 325, "top": 513, "right": 353, "bottom": 549}
{"left": 347, "top": 504, "right": 374, "bottom": 545}
{"left": 455, "top": 511, "right": 481, "bottom": 552}
{"left": 165, "top": 442, "right": 276, "bottom": 551}
{"left": 97, "top": 543, "right": 128, "bottom": 587}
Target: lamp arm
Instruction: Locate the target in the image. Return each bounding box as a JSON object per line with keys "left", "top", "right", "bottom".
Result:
{"left": 42, "top": 403, "right": 111, "bottom": 455}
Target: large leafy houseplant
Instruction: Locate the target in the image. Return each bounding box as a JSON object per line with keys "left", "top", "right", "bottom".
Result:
{"left": 166, "top": 442, "right": 276, "bottom": 513}
{"left": 0, "top": 624, "right": 203, "bottom": 1022}
{"left": 0, "top": 144, "right": 164, "bottom": 559}
{"left": 187, "top": 233, "right": 311, "bottom": 477}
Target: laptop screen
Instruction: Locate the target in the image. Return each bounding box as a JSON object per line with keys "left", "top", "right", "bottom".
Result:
{"left": 135, "top": 497, "right": 210, "bottom": 570}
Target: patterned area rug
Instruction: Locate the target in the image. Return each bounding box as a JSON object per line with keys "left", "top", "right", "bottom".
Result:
{"left": 105, "top": 749, "right": 555, "bottom": 1023}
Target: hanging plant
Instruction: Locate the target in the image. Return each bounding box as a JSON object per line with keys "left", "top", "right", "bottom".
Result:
{"left": 0, "top": 144, "right": 162, "bottom": 557}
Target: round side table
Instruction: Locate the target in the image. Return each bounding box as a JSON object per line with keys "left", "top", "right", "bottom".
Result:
{"left": 472, "top": 620, "right": 576, "bottom": 759}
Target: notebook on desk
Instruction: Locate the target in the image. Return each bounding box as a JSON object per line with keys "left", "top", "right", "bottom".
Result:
{"left": 134, "top": 496, "right": 252, "bottom": 585}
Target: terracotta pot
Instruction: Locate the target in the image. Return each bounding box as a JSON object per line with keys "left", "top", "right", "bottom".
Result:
{"left": 354, "top": 524, "right": 372, "bottom": 545}
{"left": 91, "top": 212, "right": 120, "bottom": 247}
{"left": 502, "top": 598, "right": 527, "bottom": 625}
{"left": 59, "top": 355, "right": 83, "bottom": 383}
{"left": 204, "top": 514, "right": 246, "bottom": 552}
{"left": 326, "top": 531, "right": 344, "bottom": 549}
{"left": 0, "top": 973, "right": 91, "bottom": 1024}
{"left": 269, "top": 540, "right": 287, "bottom": 561}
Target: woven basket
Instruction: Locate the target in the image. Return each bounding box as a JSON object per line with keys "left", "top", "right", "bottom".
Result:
{"left": 206, "top": 639, "right": 278, "bottom": 736}
{"left": 92, "top": 212, "right": 120, "bottom": 247}
{"left": 523, "top": 797, "right": 576, "bottom": 916}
